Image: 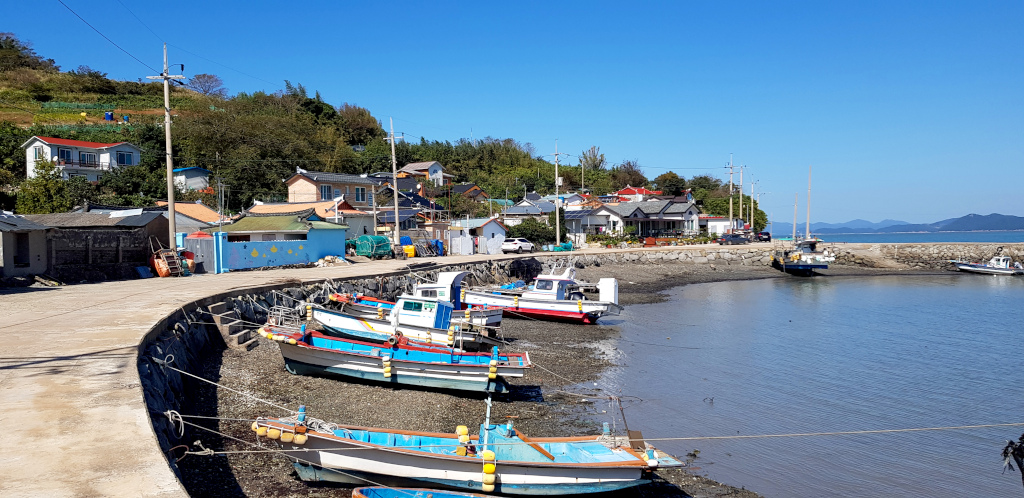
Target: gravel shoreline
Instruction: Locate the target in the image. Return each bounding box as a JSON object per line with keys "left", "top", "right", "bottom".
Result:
{"left": 177, "top": 262, "right": 941, "bottom": 497}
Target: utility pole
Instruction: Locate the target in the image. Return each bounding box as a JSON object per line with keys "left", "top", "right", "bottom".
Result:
{"left": 727, "top": 154, "right": 734, "bottom": 234}
{"left": 738, "top": 165, "right": 743, "bottom": 231}
{"left": 551, "top": 141, "right": 570, "bottom": 246}
{"left": 387, "top": 117, "right": 401, "bottom": 247}
{"left": 146, "top": 43, "right": 184, "bottom": 250}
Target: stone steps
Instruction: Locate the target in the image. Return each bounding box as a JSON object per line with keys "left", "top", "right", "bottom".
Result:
{"left": 207, "top": 302, "right": 259, "bottom": 351}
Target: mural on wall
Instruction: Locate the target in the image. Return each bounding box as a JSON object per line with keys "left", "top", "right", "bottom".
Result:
{"left": 214, "top": 230, "right": 347, "bottom": 273}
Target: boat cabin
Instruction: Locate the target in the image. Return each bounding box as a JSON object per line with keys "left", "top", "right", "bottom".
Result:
{"left": 393, "top": 296, "right": 455, "bottom": 330}
{"left": 414, "top": 271, "right": 472, "bottom": 309}
{"left": 523, "top": 277, "right": 583, "bottom": 301}
{"left": 989, "top": 256, "right": 1013, "bottom": 269}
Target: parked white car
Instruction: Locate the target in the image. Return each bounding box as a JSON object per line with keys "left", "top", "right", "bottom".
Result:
{"left": 502, "top": 238, "right": 535, "bottom": 253}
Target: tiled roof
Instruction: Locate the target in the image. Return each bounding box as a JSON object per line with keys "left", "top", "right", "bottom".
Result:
{"left": 22, "top": 211, "right": 164, "bottom": 228}
{"left": 26, "top": 136, "right": 133, "bottom": 149}
{"left": 155, "top": 201, "right": 224, "bottom": 223}
{"left": 209, "top": 213, "right": 347, "bottom": 233}
{"left": 291, "top": 170, "right": 381, "bottom": 186}
{"left": 398, "top": 161, "right": 440, "bottom": 173}
{"left": 616, "top": 186, "right": 662, "bottom": 195}
{"left": 377, "top": 209, "right": 420, "bottom": 223}
{"left": 247, "top": 200, "right": 370, "bottom": 219}
{"left": 453, "top": 217, "right": 506, "bottom": 230}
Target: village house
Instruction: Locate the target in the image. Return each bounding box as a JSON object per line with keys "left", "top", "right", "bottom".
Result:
{"left": 451, "top": 217, "right": 507, "bottom": 240}
{"left": 395, "top": 161, "right": 452, "bottom": 186}
{"left": 198, "top": 209, "right": 348, "bottom": 273}
{"left": 172, "top": 167, "right": 211, "bottom": 190}
{"left": 451, "top": 183, "right": 489, "bottom": 202}
{"left": 501, "top": 200, "right": 556, "bottom": 227}
{"left": 590, "top": 200, "right": 701, "bottom": 237}
{"left": 0, "top": 211, "right": 51, "bottom": 279}
{"left": 22, "top": 136, "right": 143, "bottom": 182}
{"left": 285, "top": 169, "right": 382, "bottom": 208}
{"left": 613, "top": 186, "right": 662, "bottom": 202}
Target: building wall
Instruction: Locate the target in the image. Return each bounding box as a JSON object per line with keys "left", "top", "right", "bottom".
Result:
{"left": 214, "top": 228, "right": 347, "bottom": 273}
{"left": 288, "top": 178, "right": 319, "bottom": 203}
{"left": 706, "top": 220, "right": 730, "bottom": 236}
{"left": 173, "top": 171, "right": 210, "bottom": 190}
{"left": 0, "top": 230, "right": 48, "bottom": 278}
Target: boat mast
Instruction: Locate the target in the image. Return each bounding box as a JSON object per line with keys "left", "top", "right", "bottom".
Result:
{"left": 792, "top": 193, "right": 797, "bottom": 241}
{"left": 805, "top": 165, "right": 812, "bottom": 240}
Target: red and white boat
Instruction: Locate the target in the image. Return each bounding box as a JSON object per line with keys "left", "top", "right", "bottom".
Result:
{"left": 415, "top": 270, "right": 622, "bottom": 325}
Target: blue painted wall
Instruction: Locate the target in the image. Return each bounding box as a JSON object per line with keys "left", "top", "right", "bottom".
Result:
{"left": 213, "top": 229, "right": 347, "bottom": 273}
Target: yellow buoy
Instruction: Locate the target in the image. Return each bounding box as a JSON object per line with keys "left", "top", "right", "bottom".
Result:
{"left": 455, "top": 446, "right": 467, "bottom": 456}
{"left": 251, "top": 422, "right": 260, "bottom": 432}
{"left": 488, "top": 373, "right": 497, "bottom": 380}
{"left": 488, "top": 366, "right": 497, "bottom": 373}
{"left": 456, "top": 425, "right": 469, "bottom": 435}
{"left": 482, "top": 473, "right": 496, "bottom": 485}
{"left": 483, "top": 463, "right": 496, "bottom": 474}
{"left": 489, "top": 359, "right": 497, "bottom": 367}
{"left": 280, "top": 432, "right": 294, "bottom": 443}
{"left": 267, "top": 428, "right": 281, "bottom": 440}
{"left": 294, "top": 433, "right": 308, "bottom": 445}
{"left": 383, "top": 366, "right": 392, "bottom": 374}
{"left": 288, "top": 339, "right": 297, "bottom": 345}
{"left": 482, "top": 450, "right": 495, "bottom": 461}
{"left": 256, "top": 426, "right": 268, "bottom": 437}
{"left": 458, "top": 434, "right": 470, "bottom": 443}
{"left": 482, "top": 484, "right": 495, "bottom": 493}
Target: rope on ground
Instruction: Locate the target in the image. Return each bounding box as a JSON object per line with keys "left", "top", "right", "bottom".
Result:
{"left": 153, "top": 355, "right": 295, "bottom": 413}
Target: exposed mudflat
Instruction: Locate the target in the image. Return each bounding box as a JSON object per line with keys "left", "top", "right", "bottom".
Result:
{"left": 177, "top": 262, "right": 934, "bottom": 497}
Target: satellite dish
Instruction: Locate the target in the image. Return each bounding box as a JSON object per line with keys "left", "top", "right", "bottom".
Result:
{"left": 416, "top": 183, "right": 422, "bottom": 189}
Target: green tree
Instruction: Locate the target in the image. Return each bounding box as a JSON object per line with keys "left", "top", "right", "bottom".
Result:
{"left": 688, "top": 174, "right": 723, "bottom": 191}
{"left": 508, "top": 217, "right": 556, "bottom": 244}
{"left": 186, "top": 73, "right": 227, "bottom": 98}
{"left": 16, "top": 160, "right": 71, "bottom": 213}
{"left": 652, "top": 171, "right": 686, "bottom": 196}
{"left": 0, "top": 120, "right": 31, "bottom": 182}
{"left": 0, "top": 33, "right": 58, "bottom": 72}
{"left": 609, "top": 160, "right": 647, "bottom": 190}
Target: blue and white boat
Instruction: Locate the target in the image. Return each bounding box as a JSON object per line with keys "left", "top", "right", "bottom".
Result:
{"left": 253, "top": 405, "right": 684, "bottom": 495}
{"left": 306, "top": 302, "right": 499, "bottom": 351}
{"left": 331, "top": 293, "right": 505, "bottom": 328}
{"left": 772, "top": 239, "right": 836, "bottom": 276}
{"left": 257, "top": 325, "right": 529, "bottom": 393}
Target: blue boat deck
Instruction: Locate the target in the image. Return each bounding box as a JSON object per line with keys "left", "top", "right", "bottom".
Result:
{"left": 308, "top": 334, "right": 516, "bottom": 366}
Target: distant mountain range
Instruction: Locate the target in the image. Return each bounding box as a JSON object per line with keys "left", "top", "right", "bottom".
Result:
{"left": 770, "top": 213, "right": 1024, "bottom": 235}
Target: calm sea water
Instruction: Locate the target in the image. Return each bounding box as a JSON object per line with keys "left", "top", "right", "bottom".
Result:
{"left": 814, "top": 230, "right": 1024, "bottom": 244}
{"left": 598, "top": 275, "right": 1024, "bottom": 497}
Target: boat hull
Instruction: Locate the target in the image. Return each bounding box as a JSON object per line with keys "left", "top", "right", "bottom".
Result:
{"left": 462, "top": 290, "right": 617, "bottom": 324}
{"left": 955, "top": 263, "right": 1021, "bottom": 275}
{"left": 296, "top": 463, "right": 650, "bottom": 495}
{"left": 281, "top": 354, "right": 510, "bottom": 393}
{"left": 312, "top": 307, "right": 494, "bottom": 351}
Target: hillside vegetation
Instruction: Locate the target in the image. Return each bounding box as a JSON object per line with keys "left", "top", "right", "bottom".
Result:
{"left": 0, "top": 33, "right": 765, "bottom": 229}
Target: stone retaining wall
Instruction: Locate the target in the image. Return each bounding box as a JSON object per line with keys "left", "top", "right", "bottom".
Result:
{"left": 833, "top": 243, "right": 1024, "bottom": 270}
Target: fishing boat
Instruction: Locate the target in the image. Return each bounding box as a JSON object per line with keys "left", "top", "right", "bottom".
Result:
{"left": 331, "top": 293, "right": 504, "bottom": 328}
{"left": 252, "top": 404, "right": 683, "bottom": 495}
{"left": 352, "top": 487, "right": 489, "bottom": 498}
{"left": 952, "top": 256, "right": 1024, "bottom": 275}
{"left": 771, "top": 238, "right": 836, "bottom": 276}
{"left": 257, "top": 325, "right": 529, "bottom": 393}
{"left": 306, "top": 303, "right": 499, "bottom": 351}
{"left": 415, "top": 270, "right": 622, "bottom": 324}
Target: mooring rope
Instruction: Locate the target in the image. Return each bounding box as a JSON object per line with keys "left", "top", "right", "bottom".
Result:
{"left": 153, "top": 355, "right": 295, "bottom": 413}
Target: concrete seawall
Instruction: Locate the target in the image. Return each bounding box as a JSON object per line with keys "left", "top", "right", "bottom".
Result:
{"left": 3, "top": 242, "right": 1022, "bottom": 497}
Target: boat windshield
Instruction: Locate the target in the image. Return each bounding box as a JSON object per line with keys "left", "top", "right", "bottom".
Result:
{"left": 535, "top": 280, "right": 554, "bottom": 291}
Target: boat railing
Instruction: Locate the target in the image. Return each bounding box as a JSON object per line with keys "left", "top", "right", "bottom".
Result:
{"left": 269, "top": 305, "right": 303, "bottom": 327}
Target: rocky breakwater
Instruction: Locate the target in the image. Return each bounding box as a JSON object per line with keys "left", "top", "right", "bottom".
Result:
{"left": 535, "top": 246, "right": 776, "bottom": 270}
{"left": 832, "top": 243, "right": 1024, "bottom": 270}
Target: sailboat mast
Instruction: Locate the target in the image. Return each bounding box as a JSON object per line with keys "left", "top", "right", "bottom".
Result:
{"left": 792, "top": 193, "right": 798, "bottom": 241}
{"left": 806, "top": 165, "right": 812, "bottom": 239}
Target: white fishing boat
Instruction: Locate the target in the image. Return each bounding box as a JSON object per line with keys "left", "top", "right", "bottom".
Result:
{"left": 308, "top": 304, "right": 498, "bottom": 351}
{"left": 415, "top": 270, "right": 622, "bottom": 324}
{"left": 331, "top": 293, "right": 504, "bottom": 328}
{"left": 252, "top": 403, "right": 683, "bottom": 495}
{"left": 953, "top": 256, "right": 1023, "bottom": 275}
{"left": 772, "top": 238, "right": 836, "bottom": 276}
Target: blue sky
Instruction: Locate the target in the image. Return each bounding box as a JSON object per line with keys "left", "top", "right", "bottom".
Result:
{"left": 6, "top": 1, "right": 1022, "bottom": 223}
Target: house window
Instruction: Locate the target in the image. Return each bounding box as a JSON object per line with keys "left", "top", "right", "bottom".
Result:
{"left": 33, "top": 146, "right": 43, "bottom": 160}
{"left": 334, "top": 188, "right": 341, "bottom": 199}
{"left": 320, "top": 184, "right": 332, "bottom": 201}
{"left": 116, "top": 151, "right": 133, "bottom": 166}
{"left": 355, "top": 187, "right": 366, "bottom": 202}
{"left": 79, "top": 152, "right": 98, "bottom": 165}
{"left": 58, "top": 148, "right": 73, "bottom": 164}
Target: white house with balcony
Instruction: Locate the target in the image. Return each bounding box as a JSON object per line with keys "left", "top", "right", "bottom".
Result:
{"left": 22, "top": 136, "right": 142, "bottom": 182}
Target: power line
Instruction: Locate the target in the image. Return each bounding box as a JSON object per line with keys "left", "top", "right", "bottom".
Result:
{"left": 56, "top": 0, "right": 159, "bottom": 73}
{"left": 112, "top": 0, "right": 164, "bottom": 43}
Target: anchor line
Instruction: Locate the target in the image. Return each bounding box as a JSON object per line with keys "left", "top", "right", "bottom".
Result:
{"left": 169, "top": 416, "right": 423, "bottom": 496}
{"left": 152, "top": 355, "right": 295, "bottom": 413}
